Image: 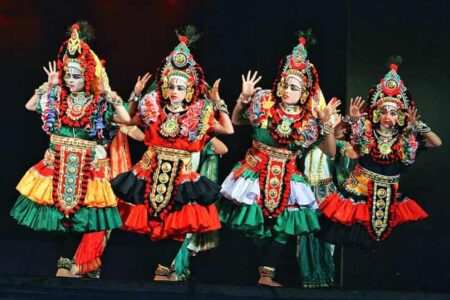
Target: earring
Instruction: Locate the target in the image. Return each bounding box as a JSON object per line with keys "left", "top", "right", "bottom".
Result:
{"left": 397, "top": 111, "right": 405, "bottom": 126}
{"left": 300, "top": 91, "right": 309, "bottom": 104}
{"left": 373, "top": 109, "right": 380, "bottom": 123}
{"left": 276, "top": 78, "right": 284, "bottom": 97}
{"left": 185, "top": 86, "right": 194, "bottom": 102}
{"left": 162, "top": 77, "right": 169, "bottom": 99}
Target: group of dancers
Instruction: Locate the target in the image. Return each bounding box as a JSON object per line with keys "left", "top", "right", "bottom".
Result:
{"left": 11, "top": 21, "right": 442, "bottom": 287}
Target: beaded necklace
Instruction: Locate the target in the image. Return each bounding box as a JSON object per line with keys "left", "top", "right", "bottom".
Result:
{"left": 159, "top": 104, "right": 187, "bottom": 138}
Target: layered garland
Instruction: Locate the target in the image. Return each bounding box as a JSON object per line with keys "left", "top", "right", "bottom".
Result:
{"left": 156, "top": 99, "right": 213, "bottom": 143}
{"left": 59, "top": 93, "right": 95, "bottom": 128}
{"left": 268, "top": 104, "right": 313, "bottom": 145}
{"left": 354, "top": 119, "right": 419, "bottom": 165}
{"left": 41, "top": 87, "right": 108, "bottom": 140}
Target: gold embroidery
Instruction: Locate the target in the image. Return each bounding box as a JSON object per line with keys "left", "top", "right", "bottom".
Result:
{"left": 371, "top": 181, "right": 392, "bottom": 241}
{"left": 50, "top": 134, "right": 97, "bottom": 149}
{"left": 150, "top": 157, "right": 179, "bottom": 216}
{"left": 253, "top": 140, "right": 294, "bottom": 159}
{"left": 263, "top": 157, "right": 286, "bottom": 214}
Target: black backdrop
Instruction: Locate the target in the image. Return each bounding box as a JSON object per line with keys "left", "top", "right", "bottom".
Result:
{"left": 0, "top": 0, "right": 448, "bottom": 292}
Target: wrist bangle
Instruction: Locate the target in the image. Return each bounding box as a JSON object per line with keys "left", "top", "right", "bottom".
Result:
{"left": 321, "top": 122, "right": 334, "bottom": 136}
{"left": 35, "top": 82, "right": 49, "bottom": 95}
{"left": 415, "top": 120, "right": 431, "bottom": 134}
{"left": 129, "top": 91, "right": 141, "bottom": 102}
{"left": 215, "top": 99, "right": 229, "bottom": 114}
{"left": 237, "top": 94, "right": 251, "bottom": 105}
{"left": 106, "top": 91, "right": 124, "bottom": 106}
{"left": 342, "top": 115, "right": 354, "bottom": 125}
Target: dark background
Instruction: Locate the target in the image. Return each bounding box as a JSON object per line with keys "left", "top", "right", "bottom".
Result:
{"left": 0, "top": 0, "right": 448, "bottom": 293}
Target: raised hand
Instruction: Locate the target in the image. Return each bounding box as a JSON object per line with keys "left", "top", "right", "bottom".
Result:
{"left": 43, "top": 61, "right": 58, "bottom": 87}
{"left": 209, "top": 78, "right": 222, "bottom": 102}
{"left": 316, "top": 97, "right": 342, "bottom": 124}
{"left": 348, "top": 96, "right": 367, "bottom": 120}
{"left": 134, "top": 72, "right": 152, "bottom": 95}
{"left": 241, "top": 70, "right": 262, "bottom": 98}
{"left": 405, "top": 106, "right": 420, "bottom": 126}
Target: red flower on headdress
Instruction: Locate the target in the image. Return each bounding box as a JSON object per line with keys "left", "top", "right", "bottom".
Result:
{"left": 179, "top": 35, "right": 189, "bottom": 44}
{"left": 390, "top": 64, "right": 398, "bottom": 71}
{"left": 299, "top": 37, "right": 306, "bottom": 45}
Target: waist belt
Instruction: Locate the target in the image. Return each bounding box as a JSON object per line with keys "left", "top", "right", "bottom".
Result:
{"left": 252, "top": 140, "right": 294, "bottom": 160}
{"left": 355, "top": 165, "right": 399, "bottom": 184}
{"left": 150, "top": 145, "right": 192, "bottom": 159}
{"left": 50, "top": 134, "right": 97, "bottom": 149}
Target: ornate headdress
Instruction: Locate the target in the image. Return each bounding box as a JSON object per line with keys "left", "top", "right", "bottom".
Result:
{"left": 56, "top": 22, "right": 104, "bottom": 95}
{"left": 46, "top": 21, "right": 109, "bottom": 138}
{"left": 368, "top": 59, "right": 415, "bottom": 127}
{"left": 273, "top": 29, "right": 320, "bottom": 108}
{"left": 156, "top": 26, "right": 205, "bottom": 104}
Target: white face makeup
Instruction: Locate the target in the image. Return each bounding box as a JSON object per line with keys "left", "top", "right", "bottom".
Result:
{"left": 64, "top": 62, "right": 85, "bottom": 93}
{"left": 167, "top": 76, "right": 188, "bottom": 103}
{"left": 281, "top": 75, "right": 303, "bottom": 105}
{"left": 379, "top": 104, "right": 399, "bottom": 129}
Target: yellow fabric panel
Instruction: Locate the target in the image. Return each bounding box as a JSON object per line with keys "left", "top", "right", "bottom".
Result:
{"left": 317, "top": 89, "right": 327, "bottom": 110}
{"left": 343, "top": 172, "right": 369, "bottom": 196}
{"left": 16, "top": 168, "right": 54, "bottom": 205}
{"left": 84, "top": 179, "right": 117, "bottom": 208}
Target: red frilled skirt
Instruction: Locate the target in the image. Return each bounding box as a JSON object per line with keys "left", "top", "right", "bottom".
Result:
{"left": 319, "top": 166, "right": 428, "bottom": 242}
{"left": 111, "top": 148, "right": 222, "bottom": 241}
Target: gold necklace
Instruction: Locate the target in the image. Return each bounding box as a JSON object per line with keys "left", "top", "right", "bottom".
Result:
{"left": 159, "top": 105, "right": 185, "bottom": 138}
{"left": 374, "top": 129, "right": 397, "bottom": 157}
{"left": 274, "top": 105, "right": 303, "bottom": 138}
{"left": 66, "top": 93, "right": 92, "bottom": 121}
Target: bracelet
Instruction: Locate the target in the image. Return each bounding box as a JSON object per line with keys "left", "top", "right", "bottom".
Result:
{"left": 321, "top": 122, "right": 335, "bottom": 136}
{"left": 129, "top": 91, "right": 141, "bottom": 102}
{"left": 415, "top": 120, "right": 431, "bottom": 134}
{"left": 35, "top": 82, "right": 49, "bottom": 95}
{"left": 237, "top": 94, "right": 251, "bottom": 105}
{"left": 342, "top": 115, "right": 354, "bottom": 125}
{"left": 214, "top": 99, "right": 230, "bottom": 114}
{"left": 105, "top": 91, "right": 124, "bottom": 106}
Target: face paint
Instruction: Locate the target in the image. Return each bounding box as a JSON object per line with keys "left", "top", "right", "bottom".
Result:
{"left": 379, "top": 104, "right": 398, "bottom": 129}
{"left": 64, "top": 62, "right": 85, "bottom": 93}
{"left": 281, "top": 75, "right": 303, "bottom": 105}
{"left": 167, "top": 76, "right": 188, "bottom": 103}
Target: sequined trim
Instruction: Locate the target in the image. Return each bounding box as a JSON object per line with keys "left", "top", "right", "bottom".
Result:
{"left": 53, "top": 145, "right": 91, "bottom": 215}
{"left": 50, "top": 134, "right": 97, "bottom": 149}
{"left": 370, "top": 182, "right": 393, "bottom": 241}
{"left": 263, "top": 157, "right": 286, "bottom": 214}
{"left": 151, "top": 145, "right": 191, "bottom": 158}
{"left": 253, "top": 140, "right": 294, "bottom": 159}
{"left": 355, "top": 165, "right": 399, "bottom": 184}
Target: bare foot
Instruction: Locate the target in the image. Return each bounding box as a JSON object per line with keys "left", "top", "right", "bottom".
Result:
{"left": 258, "top": 276, "right": 283, "bottom": 287}
{"left": 55, "top": 268, "right": 74, "bottom": 278}
{"left": 153, "top": 272, "right": 177, "bottom": 281}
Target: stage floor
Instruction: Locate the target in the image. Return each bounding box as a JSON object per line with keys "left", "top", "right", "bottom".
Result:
{"left": 1, "top": 275, "right": 449, "bottom": 300}
{"left": 2, "top": 227, "right": 450, "bottom": 298}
